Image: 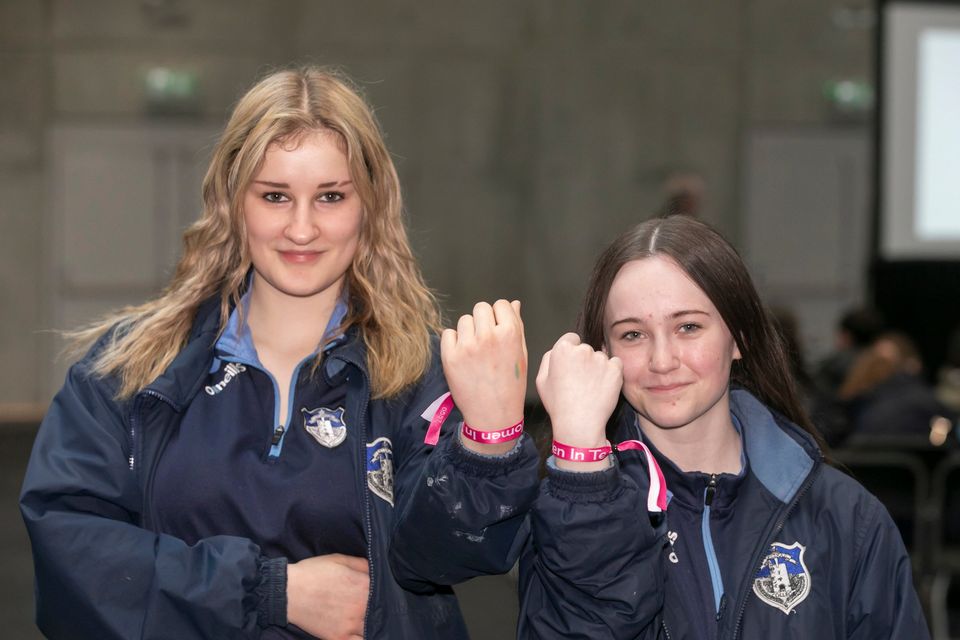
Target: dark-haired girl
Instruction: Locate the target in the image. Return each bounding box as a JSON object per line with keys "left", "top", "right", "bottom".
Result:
{"left": 519, "top": 215, "right": 928, "bottom": 639}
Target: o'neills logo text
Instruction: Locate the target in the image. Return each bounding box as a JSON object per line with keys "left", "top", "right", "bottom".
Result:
{"left": 205, "top": 362, "right": 247, "bottom": 395}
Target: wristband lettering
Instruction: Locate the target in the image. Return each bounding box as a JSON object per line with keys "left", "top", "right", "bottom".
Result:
{"left": 551, "top": 438, "right": 668, "bottom": 513}
{"left": 461, "top": 420, "right": 524, "bottom": 444}
{"left": 551, "top": 440, "right": 612, "bottom": 462}
{"left": 423, "top": 392, "right": 454, "bottom": 446}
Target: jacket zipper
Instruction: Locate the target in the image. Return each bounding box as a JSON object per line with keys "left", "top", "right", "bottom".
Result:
{"left": 728, "top": 460, "right": 822, "bottom": 639}
{"left": 333, "top": 352, "right": 374, "bottom": 639}
{"left": 129, "top": 388, "right": 177, "bottom": 471}
{"left": 216, "top": 355, "right": 304, "bottom": 460}
{"left": 661, "top": 619, "right": 673, "bottom": 639}
{"left": 702, "top": 474, "right": 726, "bottom": 617}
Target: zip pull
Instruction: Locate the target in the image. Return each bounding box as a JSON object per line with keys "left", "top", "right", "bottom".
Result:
{"left": 705, "top": 474, "right": 718, "bottom": 506}
{"left": 271, "top": 425, "right": 285, "bottom": 445}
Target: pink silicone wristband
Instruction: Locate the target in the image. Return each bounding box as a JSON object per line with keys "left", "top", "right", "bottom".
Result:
{"left": 461, "top": 420, "right": 524, "bottom": 444}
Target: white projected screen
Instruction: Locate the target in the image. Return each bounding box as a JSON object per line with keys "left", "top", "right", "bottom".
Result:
{"left": 883, "top": 3, "right": 960, "bottom": 258}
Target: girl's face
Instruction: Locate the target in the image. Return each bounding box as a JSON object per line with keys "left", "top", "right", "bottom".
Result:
{"left": 604, "top": 255, "right": 741, "bottom": 435}
{"left": 243, "top": 129, "right": 362, "bottom": 304}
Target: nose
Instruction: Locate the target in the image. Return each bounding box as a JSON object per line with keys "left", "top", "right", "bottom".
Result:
{"left": 284, "top": 201, "right": 320, "bottom": 245}
{"left": 648, "top": 337, "right": 679, "bottom": 373}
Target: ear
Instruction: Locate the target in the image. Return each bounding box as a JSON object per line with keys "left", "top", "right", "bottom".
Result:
{"left": 732, "top": 335, "right": 743, "bottom": 361}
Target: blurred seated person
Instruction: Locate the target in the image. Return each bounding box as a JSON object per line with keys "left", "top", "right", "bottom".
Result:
{"left": 814, "top": 305, "right": 885, "bottom": 397}
{"left": 936, "top": 323, "right": 960, "bottom": 414}
{"left": 838, "top": 331, "right": 956, "bottom": 445}
{"left": 770, "top": 306, "right": 850, "bottom": 447}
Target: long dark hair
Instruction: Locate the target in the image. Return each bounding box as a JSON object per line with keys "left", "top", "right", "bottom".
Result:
{"left": 578, "top": 215, "right": 822, "bottom": 445}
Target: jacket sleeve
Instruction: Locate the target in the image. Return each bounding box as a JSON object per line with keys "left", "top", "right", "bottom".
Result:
{"left": 19, "top": 358, "right": 285, "bottom": 640}
{"left": 846, "top": 495, "right": 930, "bottom": 639}
{"left": 517, "top": 459, "right": 668, "bottom": 640}
{"left": 387, "top": 352, "right": 541, "bottom": 589}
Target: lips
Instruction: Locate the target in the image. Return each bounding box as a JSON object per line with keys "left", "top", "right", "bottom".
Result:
{"left": 278, "top": 250, "right": 322, "bottom": 264}
{"left": 645, "top": 382, "right": 692, "bottom": 393}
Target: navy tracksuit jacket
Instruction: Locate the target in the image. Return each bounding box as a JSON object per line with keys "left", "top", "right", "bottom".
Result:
{"left": 519, "top": 389, "right": 929, "bottom": 639}
{"left": 19, "top": 298, "right": 540, "bottom": 639}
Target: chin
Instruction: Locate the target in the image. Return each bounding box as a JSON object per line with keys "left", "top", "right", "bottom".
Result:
{"left": 644, "top": 413, "right": 697, "bottom": 431}
{"left": 633, "top": 399, "right": 698, "bottom": 431}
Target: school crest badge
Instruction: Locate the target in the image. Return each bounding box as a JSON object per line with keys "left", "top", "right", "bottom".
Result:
{"left": 366, "top": 437, "right": 394, "bottom": 506}
{"left": 302, "top": 406, "right": 347, "bottom": 448}
{"left": 753, "top": 541, "right": 811, "bottom": 614}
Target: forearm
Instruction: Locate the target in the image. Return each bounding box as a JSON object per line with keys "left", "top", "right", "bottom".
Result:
{"left": 519, "top": 463, "right": 666, "bottom": 638}
{"left": 389, "top": 433, "right": 540, "bottom": 587}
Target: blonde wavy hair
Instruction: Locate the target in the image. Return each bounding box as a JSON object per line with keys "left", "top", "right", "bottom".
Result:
{"left": 73, "top": 66, "right": 440, "bottom": 399}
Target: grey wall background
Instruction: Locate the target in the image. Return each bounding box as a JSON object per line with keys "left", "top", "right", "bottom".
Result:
{"left": 0, "top": 1, "right": 876, "bottom": 637}
{"left": 0, "top": 0, "right": 875, "bottom": 409}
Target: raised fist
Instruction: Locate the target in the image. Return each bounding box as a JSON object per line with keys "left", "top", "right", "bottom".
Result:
{"left": 536, "top": 332, "right": 623, "bottom": 450}
{"left": 441, "top": 300, "right": 527, "bottom": 453}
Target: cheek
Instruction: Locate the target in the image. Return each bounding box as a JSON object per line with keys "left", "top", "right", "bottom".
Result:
{"left": 685, "top": 343, "right": 733, "bottom": 384}
{"left": 242, "top": 204, "right": 272, "bottom": 245}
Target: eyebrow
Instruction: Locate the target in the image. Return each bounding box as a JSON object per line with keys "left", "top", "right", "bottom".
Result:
{"left": 609, "top": 309, "right": 710, "bottom": 328}
{"left": 252, "top": 180, "right": 353, "bottom": 188}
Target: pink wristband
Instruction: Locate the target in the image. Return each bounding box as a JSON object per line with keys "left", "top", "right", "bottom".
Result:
{"left": 551, "top": 438, "right": 668, "bottom": 513}
{"left": 551, "top": 440, "right": 613, "bottom": 462}
{"left": 461, "top": 420, "right": 524, "bottom": 444}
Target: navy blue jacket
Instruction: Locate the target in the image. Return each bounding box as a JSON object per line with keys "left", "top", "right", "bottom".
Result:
{"left": 518, "top": 389, "right": 929, "bottom": 639}
{"left": 20, "top": 299, "right": 540, "bottom": 639}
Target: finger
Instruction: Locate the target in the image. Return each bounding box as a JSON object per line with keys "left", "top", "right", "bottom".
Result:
{"left": 456, "top": 313, "right": 475, "bottom": 342}
{"left": 472, "top": 301, "right": 495, "bottom": 336}
{"left": 331, "top": 554, "right": 370, "bottom": 573}
{"left": 440, "top": 328, "right": 457, "bottom": 363}
{"left": 512, "top": 299, "right": 528, "bottom": 368}
{"left": 608, "top": 355, "right": 624, "bottom": 374}
{"left": 536, "top": 349, "right": 551, "bottom": 388}
{"left": 491, "top": 299, "right": 517, "bottom": 327}
{"left": 556, "top": 332, "right": 582, "bottom": 348}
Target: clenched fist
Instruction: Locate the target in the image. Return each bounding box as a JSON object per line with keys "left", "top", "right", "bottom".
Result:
{"left": 441, "top": 300, "right": 527, "bottom": 454}
{"left": 536, "top": 333, "right": 623, "bottom": 470}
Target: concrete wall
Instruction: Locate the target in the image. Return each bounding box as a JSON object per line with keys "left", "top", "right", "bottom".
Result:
{"left": 1, "top": 0, "right": 873, "bottom": 405}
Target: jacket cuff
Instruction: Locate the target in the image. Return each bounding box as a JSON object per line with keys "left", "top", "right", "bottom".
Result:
{"left": 256, "top": 556, "right": 288, "bottom": 628}
{"left": 545, "top": 456, "right": 622, "bottom": 503}
{"left": 446, "top": 427, "right": 533, "bottom": 477}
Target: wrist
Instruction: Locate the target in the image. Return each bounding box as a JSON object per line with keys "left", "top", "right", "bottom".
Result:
{"left": 459, "top": 419, "right": 523, "bottom": 455}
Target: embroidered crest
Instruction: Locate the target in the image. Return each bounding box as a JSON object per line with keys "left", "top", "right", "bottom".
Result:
{"left": 366, "top": 437, "right": 394, "bottom": 506}
{"left": 301, "top": 406, "right": 347, "bottom": 448}
{"left": 753, "top": 541, "right": 811, "bottom": 614}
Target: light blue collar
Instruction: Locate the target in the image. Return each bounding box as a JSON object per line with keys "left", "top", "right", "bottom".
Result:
{"left": 729, "top": 389, "right": 814, "bottom": 504}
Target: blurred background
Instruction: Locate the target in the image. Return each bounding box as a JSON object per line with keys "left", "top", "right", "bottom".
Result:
{"left": 2, "top": 0, "right": 959, "bottom": 638}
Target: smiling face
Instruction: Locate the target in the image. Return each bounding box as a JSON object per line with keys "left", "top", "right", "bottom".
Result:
{"left": 243, "top": 129, "right": 363, "bottom": 305}
{"left": 604, "top": 255, "right": 742, "bottom": 436}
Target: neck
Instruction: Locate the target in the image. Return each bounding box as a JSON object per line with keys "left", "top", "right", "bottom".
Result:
{"left": 246, "top": 276, "right": 341, "bottom": 360}
{"left": 639, "top": 406, "right": 742, "bottom": 475}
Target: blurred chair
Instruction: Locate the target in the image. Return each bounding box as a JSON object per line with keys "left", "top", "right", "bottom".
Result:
{"left": 928, "top": 454, "right": 960, "bottom": 639}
